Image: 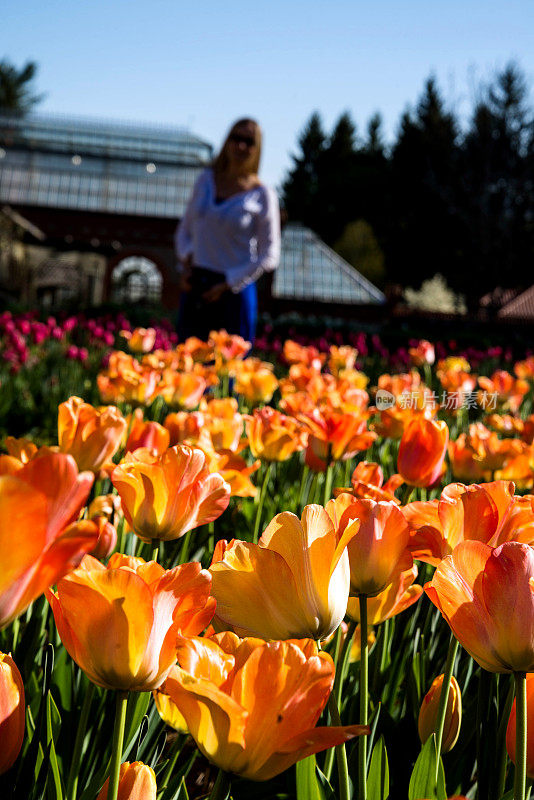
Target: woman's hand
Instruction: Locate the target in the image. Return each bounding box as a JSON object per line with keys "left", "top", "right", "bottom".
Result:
{"left": 203, "top": 282, "right": 230, "bottom": 303}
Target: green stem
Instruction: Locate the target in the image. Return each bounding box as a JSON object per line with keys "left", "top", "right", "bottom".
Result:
{"left": 178, "top": 530, "right": 192, "bottom": 564}
{"left": 514, "top": 671, "right": 527, "bottom": 800}
{"left": 323, "top": 626, "right": 344, "bottom": 780}
{"left": 298, "top": 464, "right": 310, "bottom": 512}
{"left": 209, "top": 768, "right": 231, "bottom": 800}
{"left": 151, "top": 539, "right": 160, "bottom": 562}
{"left": 11, "top": 617, "right": 20, "bottom": 653}
{"left": 107, "top": 690, "right": 129, "bottom": 800}
{"left": 434, "top": 635, "right": 459, "bottom": 770}
{"left": 253, "top": 462, "right": 272, "bottom": 544}
{"left": 327, "top": 692, "right": 350, "bottom": 800}
{"left": 496, "top": 677, "right": 516, "bottom": 799}
{"left": 208, "top": 521, "right": 215, "bottom": 556}
{"left": 400, "top": 483, "right": 415, "bottom": 506}
{"left": 67, "top": 681, "right": 96, "bottom": 800}
{"left": 359, "top": 595, "right": 368, "bottom": 800}
{"left": 323, "top": 462, "right": 335, "bottom": 506}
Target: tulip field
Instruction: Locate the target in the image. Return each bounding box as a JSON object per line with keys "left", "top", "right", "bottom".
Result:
{"left": 2, "top": 310, "right": 534, "bottom": 800}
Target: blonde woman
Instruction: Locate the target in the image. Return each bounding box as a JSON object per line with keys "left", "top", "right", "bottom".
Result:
{"left": 175, "top": 118, "right": 281, "bottom": 342}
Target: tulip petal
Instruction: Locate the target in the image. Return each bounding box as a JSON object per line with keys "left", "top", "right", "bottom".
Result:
{"left": 210, "top": 542, "right": 309, "bottom": 639}
{"left": 426, "top": 541, "right": 510, "bottom": 672}
{"left": 252, "top": 723, "right": 369, "bottom": 781}
{"left": 163, "top": 667, "right": 247, "bottom": 766}
{"left": 56, "top": 566, "right": 155, "bottom": 689}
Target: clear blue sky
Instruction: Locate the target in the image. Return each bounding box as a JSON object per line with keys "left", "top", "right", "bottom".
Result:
{"left": 3, "top": 0, "right": 534, "bottom": 188}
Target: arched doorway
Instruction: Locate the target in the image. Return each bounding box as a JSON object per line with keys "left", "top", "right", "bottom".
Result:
{"left": 110, "top": 256, "right": 163, "bottom": 304}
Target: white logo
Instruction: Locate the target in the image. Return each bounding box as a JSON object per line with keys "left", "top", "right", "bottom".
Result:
{"left": 375, "top": 389, "right": 395, "bottom": 410}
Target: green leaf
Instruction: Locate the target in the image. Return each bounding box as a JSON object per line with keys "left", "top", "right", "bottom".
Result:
{"left": 168, "top": 777, "right": 189, "bottom": 800}
{"left": 123, "top": 691, "right": 151, "bottom": 753}
{"left": 45, "top": 692, "right": 64, "bottom": 800}
{"left": 367, "top": 736, "right": 389, "bottom": 800}
{"left": 296, "top": 756, "right": 323, "bottom": 800}
{"left": 408, "top": 735, "right": 447, "bottom": 800}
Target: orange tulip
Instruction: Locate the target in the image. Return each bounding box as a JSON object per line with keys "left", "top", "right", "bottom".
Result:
{"left": 4, "top": 436, "right": 38, "bottom": 463}
{"left": 478, "top": 370, "right": 529, "bottom": 414}
{"left": 121, "top": 327, "right": 157, "bottom": 354}
{"left": 404, "top": 479, "right": 532, "bottom": 565}
{"left": 47, "top": 553, "right": 215, "bottom": 691}
{"left": 111, "top": 446, "right": 230, "bottom": 543}
{"left": 88, "top": 493, "right": 124, "bottom": 529}
{"left": 326, "top": 495, "right": 412, "bottom": 596}
{"left": 234, "top": 358, "right": 279, "bottom": 404}
{"left": 0, "top": 451, "right": 96, "bottom": 628}
{"left": 88, "top": 516, "right": 118, "bottom": 560}
{"left": 0, "top": 652, "right": 25, "bottom": 775}
{"left": 346, "top": 565, "right": 423, "bottom": 625}
{"left": 210, "top": 504, "right": 358, "bottom": 640}
{"left": 154, "top": 633, "right": 367, "bottom": 781}
{"left": 334, "top": 460, "right": 403, "bottom": 503}
{"left": 245, "top": 406, "right": 308, "bottom": 462}
{"left": 397, "top": 417, "right": 449, "bottom": 488}
{"left": 436, "top": 369, "right": 477, "bottom": 412}
{"left": 280, "top": 365, "right": 335, "bottom": 403}
{"left": 97, "top": 761, "right": 156, "bottom": 799}
{"left": 58, "top": 396, "right": 127, "bottom": 473}
{"left": 201, "top": 398, "right": 244, "bottom": 451}
{"left": 158, "top": 369, "right": 206, "bottom": 409}
{"left": 299, "top": 408, "right": 376, "bottom": 472}
{"left": 515, "top": 357, "right": 534, "bottom": 381}
{"left": 283, "top": 340, "right": 326, "bottom": 370}
{"left": 125, "top": 408, "right": 170, "bottom": 454}
{"left": 209, "top": 330, "right": 250, "bottom": 363}
{"left": 409, "top": 340, "right": 435, "bottom": 367}
{"left": 205, "top": 448, "right": 260, "bottom": 498}
{"left": 425, "top": 541, "right": 534, "bottom": 672}
{"left": 328, "top": 345, "right": 358, "bottom": 375}
{"left": 97, "top": 366, "right": 160, "bottom": 406}
{"left": 418, "top": 674, "right": 462, "bottom": 753}
{"left": 506, "top": 672, "right": 534, "bottom": 778}
{"left": 164, "top": 411, "right": 204, "bottom": 446}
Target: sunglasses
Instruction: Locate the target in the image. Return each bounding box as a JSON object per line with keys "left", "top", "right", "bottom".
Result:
{"left": 229, "top": 133, "right": 256, "bottom": 148}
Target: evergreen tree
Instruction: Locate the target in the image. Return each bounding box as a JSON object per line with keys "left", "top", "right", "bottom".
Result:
{"left": 316, "top": 111, "right": 358, "bottom": 243}
{"left": 0, "top": 60, "right": 42, "bottom": 114}
{"left": 365, "top": 112, "right": 386, "bottom": 157}
{"left": 461, "top": 63, "right": 534, "bottom": 300}
{"left": 282, "top": 112, "right": 327, "bottom": 233}
{"left": 387, "top": 77, "right": 463, "bottom": 291}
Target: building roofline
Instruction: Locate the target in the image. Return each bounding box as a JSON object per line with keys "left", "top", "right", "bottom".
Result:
{"left": 283, "top": 223, "right": 386, "bottom": 303}
{"left": 0, "top": 110, "right": 213, "bottom": 151}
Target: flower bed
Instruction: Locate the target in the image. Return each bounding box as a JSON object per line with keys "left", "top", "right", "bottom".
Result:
{"left": 1, "top": 320, "right": 534, "bottom": 799}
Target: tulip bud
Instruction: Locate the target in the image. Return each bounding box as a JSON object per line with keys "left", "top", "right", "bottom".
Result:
{"left": 0, "top": 652, "right": 25, "bottom": 774}
{"left": 418, "top": 674, "right": 461, "bottom": 753}
{"left": 97, "top": 761, "right": 157, "bottom": 799}
{"left": 89, "top": 516, "right": 118, "bottom": 560}
{"left": 398, "top": 417, "right": 449, "bottom": 488}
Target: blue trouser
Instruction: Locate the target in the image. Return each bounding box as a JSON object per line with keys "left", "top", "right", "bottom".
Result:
{"left": 177, "top": 267, "right": 257, "bottom": 343}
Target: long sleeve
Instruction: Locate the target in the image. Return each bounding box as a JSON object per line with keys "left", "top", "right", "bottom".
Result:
{"left": 225, "top": 186, "right": 281, "bottom": 293}
{"left": 174, "top": 171, "right": 208, "bottom": 263}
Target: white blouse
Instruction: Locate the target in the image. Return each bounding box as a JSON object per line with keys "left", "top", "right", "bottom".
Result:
{"left": 175, "top": 169, "right": 281, "bottom": 293}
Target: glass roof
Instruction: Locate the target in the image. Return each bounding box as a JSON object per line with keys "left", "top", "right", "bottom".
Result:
{"left": 273, "top": 224, "right": 386, "bottom": 305}
{"left": 0, "top": 112, "right": 213, "bottom": 218}
{"left": 0, "top": 112, "right": 212, "bottom": 164}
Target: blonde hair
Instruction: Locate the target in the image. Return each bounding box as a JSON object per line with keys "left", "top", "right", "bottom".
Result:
{"left": 212, "top": 118, "right": 262, "bottom": 177}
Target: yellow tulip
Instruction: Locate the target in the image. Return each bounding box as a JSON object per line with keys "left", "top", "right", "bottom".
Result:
{"left": 210, "top": 504, "right": 357, "bottom": 640}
